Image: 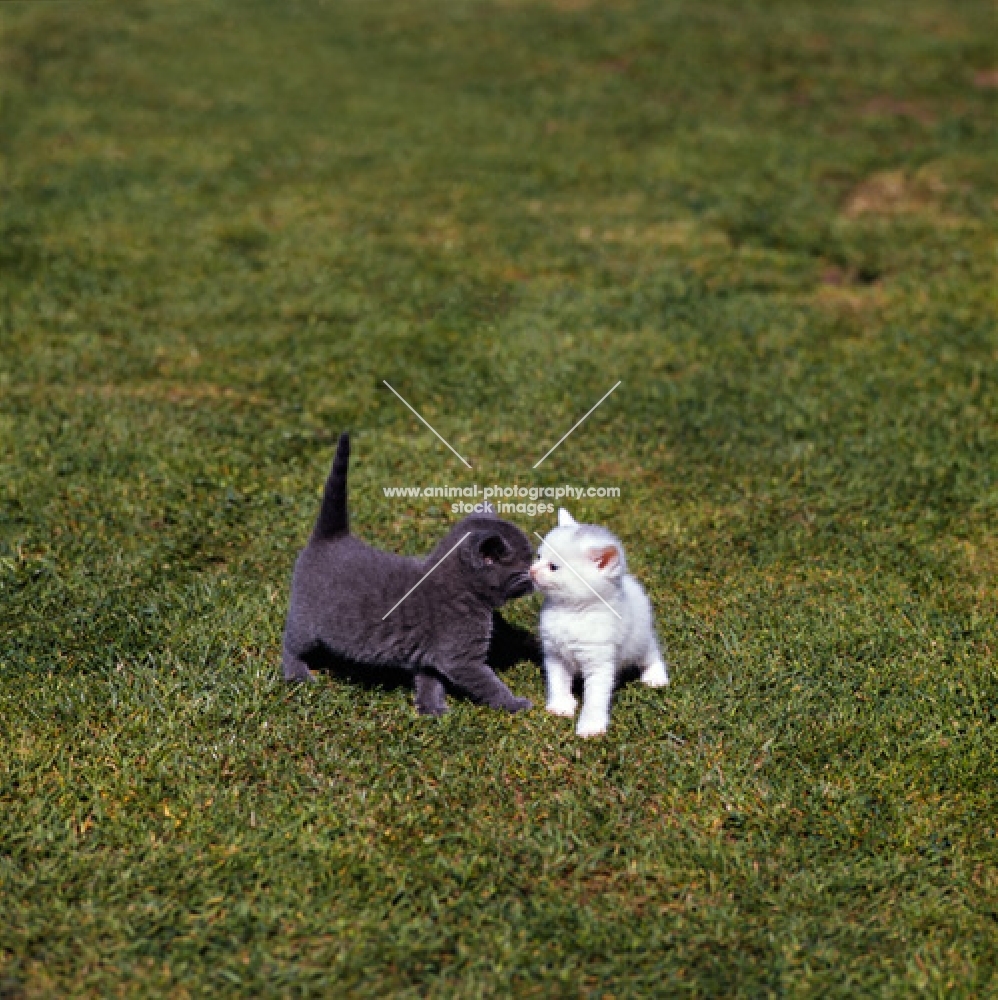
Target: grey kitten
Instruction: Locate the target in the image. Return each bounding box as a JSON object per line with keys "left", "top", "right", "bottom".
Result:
{"left": 282, "top": 433, "right": 535, "bottom": 716}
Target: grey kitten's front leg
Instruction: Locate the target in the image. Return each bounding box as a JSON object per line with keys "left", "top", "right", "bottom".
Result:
{"left": 438, "top": 659, "right": 532, "bottom": 713}
{"left": 414, "top": 670, "right": 448, "bottom": 716}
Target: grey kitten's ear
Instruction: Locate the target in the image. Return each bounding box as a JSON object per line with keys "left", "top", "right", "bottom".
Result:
{"left": 465, "top": 531, "right": 508, "bottom": 568}
{"left": 586, "top": 544, "right": 620, "bottom": 573}
{"left": 557, "top": 508, "right": 577, "bottom": 527}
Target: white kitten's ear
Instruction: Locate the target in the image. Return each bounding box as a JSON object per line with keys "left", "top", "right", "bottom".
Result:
{"left": 557, "top": 508, "right": 577, "bottom": 527}
{"left": 587, "top": 544, "right": 620, "bottom": 572}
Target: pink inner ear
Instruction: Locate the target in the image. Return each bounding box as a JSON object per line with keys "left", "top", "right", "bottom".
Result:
{"left": 590, "top": 545, "right": 618, "bottom": 570}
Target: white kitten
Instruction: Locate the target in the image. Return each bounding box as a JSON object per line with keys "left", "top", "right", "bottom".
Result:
{"left": 530, "top": 508, "right": 669, "bottom": 737}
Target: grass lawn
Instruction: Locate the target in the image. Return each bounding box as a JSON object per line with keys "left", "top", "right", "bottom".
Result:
{"left": 1, "top": 0, "right": 996, "bottom": 995}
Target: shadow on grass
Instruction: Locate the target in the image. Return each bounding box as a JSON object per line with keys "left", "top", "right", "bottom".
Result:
{"left": 301, "top": 611, "right": 542, "bottom": 698}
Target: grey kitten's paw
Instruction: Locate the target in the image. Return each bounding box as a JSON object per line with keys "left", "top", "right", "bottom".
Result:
{"left": 416, "top": 702, "right": 449, "bottom": 718}
{"left": 282, "top": 649, "right": 315, "bottom": 682}
{"left": 507, "top": 697, "right": 533, "bottom": 714}
{"left": 414, "top": 672, "right": 449, "bottom": 717}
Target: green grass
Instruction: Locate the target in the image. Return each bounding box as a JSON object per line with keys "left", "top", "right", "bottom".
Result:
{"left": 1, "top": 0, "right": 996, "bottom": 995}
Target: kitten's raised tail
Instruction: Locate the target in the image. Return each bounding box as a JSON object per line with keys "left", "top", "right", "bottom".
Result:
{"left": 312, "top": 432, "right": 350, "bottom": 540}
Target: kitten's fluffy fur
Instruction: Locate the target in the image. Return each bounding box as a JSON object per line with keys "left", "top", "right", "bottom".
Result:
{"left": 283, "top": 433, "right": 535, "bottom": 716}
{"left": 531, "top": 509, "right": 669, "bottom": 736}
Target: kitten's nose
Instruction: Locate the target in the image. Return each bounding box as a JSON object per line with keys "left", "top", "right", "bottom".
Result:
{"left": 529, "top": 564, "right": 539, "bottom": 580}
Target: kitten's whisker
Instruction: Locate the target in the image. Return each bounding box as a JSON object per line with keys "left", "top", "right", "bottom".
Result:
{"left": 532, "top": 531, "right": 623, "bottom": 620}
{"left": 532, "top": 380, "right": 621, "bottom": 469}
{"left": 382, "top": 380, "right": 473, "bottom": 469}
{"left": 382, "top": 531, "right": 472, "bottom": 620}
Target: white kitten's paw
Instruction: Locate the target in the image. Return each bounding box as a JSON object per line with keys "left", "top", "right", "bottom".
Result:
{"left": 641, "top": 660, "right": 670, "bottom": 688}
{"left": 546, "top": 697, "right": 577, "bottom": 718}
{"left": 576, "top": 718, "right": 609, "bottom": 738}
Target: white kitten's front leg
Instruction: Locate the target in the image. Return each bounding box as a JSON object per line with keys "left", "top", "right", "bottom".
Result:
{"left": 576, "top": 664, "right": 615, "bottom": 737}
{"left": 544, "top": 655, "right": 577, "bottom": 718}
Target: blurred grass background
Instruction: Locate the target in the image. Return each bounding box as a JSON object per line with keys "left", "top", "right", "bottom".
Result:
{"left": 1, "top": 0, "right": 996, "bottom": 996}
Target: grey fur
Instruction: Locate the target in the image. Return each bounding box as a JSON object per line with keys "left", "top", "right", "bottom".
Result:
{"left": 282, "top": 433, "right": 535, "bottom": 715}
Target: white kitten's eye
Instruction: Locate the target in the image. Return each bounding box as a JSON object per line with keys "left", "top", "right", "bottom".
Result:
{"left": 549, "top": 563, "right": 559, "bottom": 571}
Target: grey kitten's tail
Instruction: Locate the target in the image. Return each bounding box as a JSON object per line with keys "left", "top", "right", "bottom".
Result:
{"left": 312, "top": 432, "right": 350, "bottom": 540}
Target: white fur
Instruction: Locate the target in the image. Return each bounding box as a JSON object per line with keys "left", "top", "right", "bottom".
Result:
{"left": 531, "top": 509, "right": 669, "bottom": 737}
